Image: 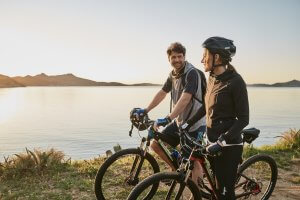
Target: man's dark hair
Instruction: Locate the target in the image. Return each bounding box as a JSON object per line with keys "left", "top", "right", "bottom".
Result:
{"left": 167, "top": 42, "right": 186, "bottom": 57}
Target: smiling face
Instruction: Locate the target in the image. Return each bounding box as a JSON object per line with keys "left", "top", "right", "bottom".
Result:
{"left": 168, "top": 51, "right": 185, "bottom": 71}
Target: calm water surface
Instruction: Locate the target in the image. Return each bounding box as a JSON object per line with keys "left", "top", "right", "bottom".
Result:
{"left": 0, "top": 87, "right": 299, "bottom": 160}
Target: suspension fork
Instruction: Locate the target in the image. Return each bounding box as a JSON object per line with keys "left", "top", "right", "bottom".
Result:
{"left": 166, "top": 168, "right": 191, "bottom": 200}
{"left": 174, "top": 163, "right": 194, "bottom": 199}
{"left": 128, "top": 137, "right": 147, "bottom": 185}
{"left": 169, "top": 158, "right": 195, "bottom": 199}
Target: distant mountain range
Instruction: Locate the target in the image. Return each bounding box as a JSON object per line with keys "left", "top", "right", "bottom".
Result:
{"left": 0, "top": 73, "right": 299, "bottom": 88}
{"left": 0, "top": 74, "right": 25, "bottom": 88}
{"left": 0, "top": 73, "right": 160, "bottom": 88}
{"left": 248, "top": 80, "right": 300, "bottom": 87}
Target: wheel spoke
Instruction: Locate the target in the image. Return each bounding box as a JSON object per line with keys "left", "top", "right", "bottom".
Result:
{"left": 235, "top": 155, "right": 277, "bottom": 200}
{"left": 95, "top": 149, "right": 159, "bottom": 200}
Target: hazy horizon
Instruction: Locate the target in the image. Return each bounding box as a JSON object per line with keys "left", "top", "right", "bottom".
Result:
{"left": 1, "top": 71, "right": 299, "bottom": 85}
{"left": 0, "top": 0, "right": 299, "bottom": 84}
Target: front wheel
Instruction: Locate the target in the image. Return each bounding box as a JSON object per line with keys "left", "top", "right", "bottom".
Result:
{"left": 94, "top": 148, "right": 160, "bottom": 200}
{"left": 127, "top": 172, "right": 202, "bottom": 200}
{"left": 235, "top": 154, "right": 278, "bottom": 199}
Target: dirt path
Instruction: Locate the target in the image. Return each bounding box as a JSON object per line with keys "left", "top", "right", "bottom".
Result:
{"left": 269, "top": 160, "right": 300, "bottom": 200}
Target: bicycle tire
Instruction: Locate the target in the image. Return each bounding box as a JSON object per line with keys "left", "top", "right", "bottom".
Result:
{"left": 127, "top": 172, "right": 202, "bottom": 200}
{"left": 236, "top": 154, "right": 278, "bottom": 200}
{"left": 94, "top": 148, "right": 160, "bottom": 200}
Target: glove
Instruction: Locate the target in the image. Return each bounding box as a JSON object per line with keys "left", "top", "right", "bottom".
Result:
{"left": 206, "top": 134, "right": 226, "bottom": 155}
{"left": 155, "top": 116, "right": 172, "bottom": 127}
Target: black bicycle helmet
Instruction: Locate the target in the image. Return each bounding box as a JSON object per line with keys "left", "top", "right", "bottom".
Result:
{"left": 202, "top": 36, "right": 236, "bottom": 67}
{"left": 130, "top": 108, "right": 149, "bottom": 131}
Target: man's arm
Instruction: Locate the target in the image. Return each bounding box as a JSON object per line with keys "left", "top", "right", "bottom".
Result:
{"left": 168, "top": 92, "right": 192, "bottom": 120}
{"left": 146, "top": 89, "right": 168, "bottom": 113}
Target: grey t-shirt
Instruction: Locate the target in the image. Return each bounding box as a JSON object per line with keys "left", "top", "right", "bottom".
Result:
{"left": 161, "top": 61, "right": 206, "bottom": 131}
{"left": 162, "top": 70, "right": 198, "bottom": 96}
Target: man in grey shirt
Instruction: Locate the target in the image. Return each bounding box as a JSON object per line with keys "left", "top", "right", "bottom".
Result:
{"left": 133, "top": 42, "right": 206, "bottom": 178}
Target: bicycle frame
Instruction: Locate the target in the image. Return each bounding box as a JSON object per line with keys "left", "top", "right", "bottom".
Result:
{"left": 184, "top": 148, "right": 265, "bottom": 200}
{"left": 127, "top": 123, "right": 179, "bottom": 185}
{"left": 175, "top": 146, "right": 220, "bottom": 200}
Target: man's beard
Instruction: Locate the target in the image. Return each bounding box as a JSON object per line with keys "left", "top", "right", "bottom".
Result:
{"left": 172, "top": 61, "right": 184, "bottom": 70}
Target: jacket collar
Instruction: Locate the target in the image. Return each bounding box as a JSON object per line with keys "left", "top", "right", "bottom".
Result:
{"left": 210, "top": 69, "right": 235, "bottom": 82}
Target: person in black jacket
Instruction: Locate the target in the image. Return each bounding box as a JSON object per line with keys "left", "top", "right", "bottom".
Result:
{"left": 200, "top": 37, "right": 249, "bottom": 200}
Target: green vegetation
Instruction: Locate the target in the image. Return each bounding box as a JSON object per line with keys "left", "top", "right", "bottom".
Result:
{"left": 0, "top": 148, "right": 102, "bottom": 199}
{"left": 243, "top": 129, "right": 300, "bottom": 169}
{"left": 0, "top": 129, "right": 299, "bottom": 199}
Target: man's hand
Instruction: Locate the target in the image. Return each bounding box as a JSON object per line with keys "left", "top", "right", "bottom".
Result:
{"left": 206, "top": 135, "right": 226, "bottom": 155}
{"left": 153, "top": 116, "right": 171, "bottom": 131}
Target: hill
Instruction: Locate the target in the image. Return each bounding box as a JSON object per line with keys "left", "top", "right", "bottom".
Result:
{"left": 6, "top": 73, "right": 159, "bottom": 87}
{"left": 0, "top": 74, "right": 25, "bottom": 88}
{"left": 248, "top": 79, "right": 300, "bottom": 87}
{"left": 12, "top": 73, "right": 99, "bottom": 86}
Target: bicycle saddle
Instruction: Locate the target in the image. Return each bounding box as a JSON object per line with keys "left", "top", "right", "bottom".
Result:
{"left": 241, "top": 128, "right": 260, "bottom": 144}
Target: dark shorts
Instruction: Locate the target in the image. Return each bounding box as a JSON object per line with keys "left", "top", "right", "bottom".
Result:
{"left": 159, "top": 121, "right": 206, "bottom": 148}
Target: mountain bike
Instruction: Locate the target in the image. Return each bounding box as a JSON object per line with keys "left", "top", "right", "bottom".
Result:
{"left": 127, "top": 128, "right": 278, "bottom": 200}
{"left": 94, "top": 114, "right": 181, "bottom": 200}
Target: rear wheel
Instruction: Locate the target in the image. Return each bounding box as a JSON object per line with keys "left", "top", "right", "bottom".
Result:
{"left": 127, "top": 172, "right": 202, "bottom": 200}
{"left": 235, "top": 154, "right": 278, "bottom": 199}
{"left": 94, "top": 148, "right": 160, "bottom": 200}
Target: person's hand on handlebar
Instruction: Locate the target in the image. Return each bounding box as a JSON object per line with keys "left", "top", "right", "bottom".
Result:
{"left": 206, "top": 134, "right": 226, "bottom": 155}
{"left": 153, "top": 116, "right": 171, "bottom": 131}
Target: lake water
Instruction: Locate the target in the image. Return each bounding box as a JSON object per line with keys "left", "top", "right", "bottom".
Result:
{"left": 0, "top": 87, "right": 299, "bottom": 160}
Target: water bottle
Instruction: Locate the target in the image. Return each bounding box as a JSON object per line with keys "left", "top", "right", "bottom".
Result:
{"left": 148, "top": 129, "right": 154, "bottom": 139}
{"left": 196, "top": 131, "right": 204, "bottom": 142}
{"left": 171, "top": 149, "right": 181, "bottom": 166}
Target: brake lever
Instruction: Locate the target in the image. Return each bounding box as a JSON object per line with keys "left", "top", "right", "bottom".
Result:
{"left": 129, "top": 124, "right": 134, "bottom": 137}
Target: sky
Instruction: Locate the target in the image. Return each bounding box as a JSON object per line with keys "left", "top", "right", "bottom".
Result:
{"left": 0, "top": 0, "right": 299, "bottom": 84}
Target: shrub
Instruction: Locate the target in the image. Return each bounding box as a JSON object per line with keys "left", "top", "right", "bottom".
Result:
{"left": 0, "top": 148, "right": 68, "bottom": 179}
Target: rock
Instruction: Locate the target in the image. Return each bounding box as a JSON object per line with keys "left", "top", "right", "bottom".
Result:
{"left": 106, "top": 150, "right": 113, "bottom": 158}
{"left": 113, "top": 144, "right": 122, "bottom": 153}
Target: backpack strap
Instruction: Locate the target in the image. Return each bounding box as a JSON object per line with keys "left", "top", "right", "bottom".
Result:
{"left": 182, "top": 67, "right": 204, "bottom": 104}
{"left": 169, "top": 72, "right": 173, "bottom": 113}
{"left": 181, "top": 67, "right": 202, "bottom": 122}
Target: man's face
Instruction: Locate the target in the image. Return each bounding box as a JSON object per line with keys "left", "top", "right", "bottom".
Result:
{"left": 168, "top": 52, "right": 185, "bottom": 71}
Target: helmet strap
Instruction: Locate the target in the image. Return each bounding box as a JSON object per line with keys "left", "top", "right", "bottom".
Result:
{"left": 211, "top": 54, "right": 216, "bottom": 72}
{"left": 211, "top": 54, "right": 229, "bottom": 74}
{"left": 211, "top": 54, "right": 224, "bottom": 72}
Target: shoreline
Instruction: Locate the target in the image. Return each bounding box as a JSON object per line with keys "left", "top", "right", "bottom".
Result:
{"left": 0, "top": 129, "right": 299, "bottom": 199}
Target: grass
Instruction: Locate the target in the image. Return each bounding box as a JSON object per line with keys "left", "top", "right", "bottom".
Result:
{"left": 243, "top": 129, "right": 300, "bottom": 168}
{"left": 0, "top": 148, "right": 103, "bottom": 199}
{"left": 0, "top": 129, "right": 299, "bottom": 199}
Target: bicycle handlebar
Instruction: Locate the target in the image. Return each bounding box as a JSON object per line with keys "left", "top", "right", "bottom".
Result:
{"left": 129, "top": 115, "right": 206, "bottom": 153}
{"left": 179, "top": 129, "right": 206, "bottom": 151}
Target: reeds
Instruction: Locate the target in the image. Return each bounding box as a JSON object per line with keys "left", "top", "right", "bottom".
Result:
{"left": 274, "top": 128, "right": 300, "bottom": 151}
{"left": 0, "top": 148, "right": 68, "bottom": 179}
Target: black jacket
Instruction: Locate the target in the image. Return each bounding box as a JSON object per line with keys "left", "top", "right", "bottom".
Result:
{"left": 188, "top": 69, "right": 249, "bottom": 144}
{"left": 205, "top": 69, "right": 249, "bottom": 143}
